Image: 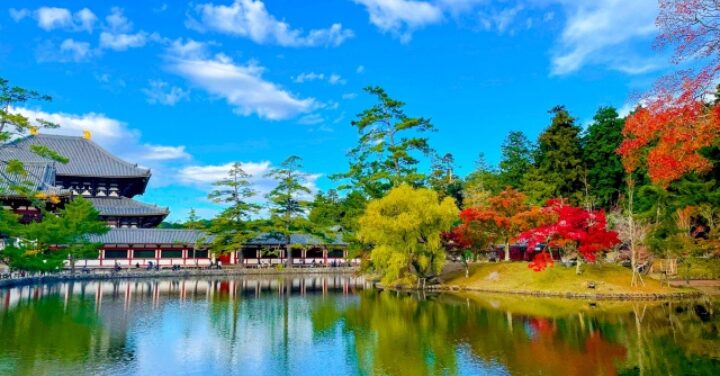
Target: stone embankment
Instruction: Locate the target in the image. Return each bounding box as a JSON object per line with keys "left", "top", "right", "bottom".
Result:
{"left": 430, "top": 285, "right": 703, "bottom": 300}
{"left": 0, "top": 267, "right": 359, "bottom": 289}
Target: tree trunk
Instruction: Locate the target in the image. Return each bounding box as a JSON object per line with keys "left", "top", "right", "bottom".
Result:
{"left": 628, "top": 179, "right": 645, "bottom": 287}
{"left": 70, "top": 254, "right": 75, "bottom": 275}
{"left": 504, "top": 242, "right": 510, "bottom": 262}
{"left": 285, "top": 239, "right": 293, "bottom": 268}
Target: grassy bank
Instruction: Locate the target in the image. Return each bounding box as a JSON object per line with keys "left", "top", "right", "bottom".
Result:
{"left": 442, "top": 262, "right": 697, "bottom": 297}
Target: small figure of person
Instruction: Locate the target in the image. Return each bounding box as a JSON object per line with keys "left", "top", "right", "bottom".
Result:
{"left": 217, "top": 260, "right": 222, "bottom": 270}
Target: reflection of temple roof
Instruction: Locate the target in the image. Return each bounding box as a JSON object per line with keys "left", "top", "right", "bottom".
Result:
{"left": 0, "top": 161, "right": 69, "bottom": 197}
{"left": 87, "top": 197, "right": 169, "bottom": 218}
{"left": 0, "top": 134, "right": 150, "bottom": 178}
{"left": 248, "top": 233, "right": 347, "bottom": 246}
{"left": 88, "top": 228, "right": 211, "bottom": 245}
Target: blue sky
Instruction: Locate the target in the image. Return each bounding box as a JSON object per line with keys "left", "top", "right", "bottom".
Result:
{"left": 0, "top": 0, "right": 667, "bottom": 221}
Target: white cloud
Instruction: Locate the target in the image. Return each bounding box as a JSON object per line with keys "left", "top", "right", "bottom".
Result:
{"left": 178, "top": 161, "right": 320, "bottom": 200}
{"left": 328, "top": 74, "right": 346, "bottom": 85}
{"left": 167, "top": 38, "right": 210, "bottom": 59}
{"left": 75, "top": 8, "right": 97, "bottom": 32}
{"left": 479, "top": 4, "right": 523, "bottom": 34}
{"left": 167, "top": 49, "right": 314, "bottom": 120}
{"left": 59, "top": 38, "right": 92, "bottom": 61}
{"left": 293, "top": 72, "right": 325, "bottom": 83}
{"left": 18, "top": 7, "right": 98, "bottom": 32}
{"left": 143, "top": 145, "right": 191, "bottom": 160}
{"left": 142, "top": 80, "right": 190, "bottom": 106}
{"left": 298, "top": 113, "right": 325, "bottom": 125}
{"left": 12, "top": 107, "right": 190, "bottom": 187}
{"left": 36, "top": 38, "right": 96, "bottom": 63}
{"left": 99, "top": 31, "right": 150, "bottom": 50}
{"left": 36, "top": 7, "right": 72, "bottom": 30}
{"left": 342, "top": 93, "right": 358, "bottom": 100}
{"left": 356, "top": 65, "right": 365, "bottom": 74}
{"left": 8, "top": 8, "right": 30, "bottom": 22}
{"left": 105, "top": 7, "right": 132, "bottom": 33}
{"left": 550, "top": 0, "right": 658, "bottom": 75}
{"left": 188, "top": 0, "right": 353, "bottom": 47}
{"left": 98, "top": 7, "right": 158, "bottom": 51}
{"left": 293, "top": 72, "right": 346, "bottom": 85}
{"left": 353, "top": 0, "right": 443, "bottom": 42}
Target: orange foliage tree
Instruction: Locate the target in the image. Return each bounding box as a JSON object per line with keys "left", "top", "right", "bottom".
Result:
{"left": 454, "top": 188, "right": 548, "bottom": 262}
{"left": 619, "top": 0, "right": 720, "bottom": 187}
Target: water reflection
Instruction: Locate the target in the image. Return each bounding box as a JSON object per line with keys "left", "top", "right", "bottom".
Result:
{"left": 0, "top": 277, "right": 718, "bottom": 376}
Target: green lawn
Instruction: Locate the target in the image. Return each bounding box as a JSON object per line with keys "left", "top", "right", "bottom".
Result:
{"left": 443, "top": 261, "right": 694, "bottom": 296}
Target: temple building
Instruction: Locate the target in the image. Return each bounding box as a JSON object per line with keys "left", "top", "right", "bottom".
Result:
{"left": 0, "top": 133, "right": 353, "bottom": 268}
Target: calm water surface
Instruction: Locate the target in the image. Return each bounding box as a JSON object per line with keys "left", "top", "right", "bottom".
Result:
{"left": 0, "top": 276, "right": 718, "bottom": 376}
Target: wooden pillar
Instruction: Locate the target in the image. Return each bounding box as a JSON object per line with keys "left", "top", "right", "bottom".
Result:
{"left": 323, "top": 247, "right": 328, "bottom": 267}
{"left": 128, "top": 248, "right": 134, "bottom": 266}
{"left": 99, "top": 248, "right": 105, "bottom": 267}
{"left": 182, "top": 249, "right": 188, "bottom": 266}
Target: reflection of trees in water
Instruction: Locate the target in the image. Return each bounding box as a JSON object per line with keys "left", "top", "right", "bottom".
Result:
{"left": 619, "top": 300, "right": 720, "bottom": 376}
{"left": 0, "top": 286, "right": 106, "bottom": 375}
{"left": 313, "top": 291, "right": 719, "bottom": 376}
{"left": 0, "top": 278, "right": 718, "bottom": 376}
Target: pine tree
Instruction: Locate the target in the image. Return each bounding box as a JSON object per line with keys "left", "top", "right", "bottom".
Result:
{"left": 583, "top": 107, "right": 625, "bottom": 209}
{"left": 208, "top": 163, "right": 260, "bottom": 265}
{"left": 531, "top": 105, "right": 585, "bottom": 203}
{"left": 499, "top": 131, "right": 533, "bottom": 189}
{"left": 334, "top": 86, "right": 435, "bottom": 198}
{"left": 265, "top": 156, "right": 314, "bottom": 267}
{"left": 429, "top": 152, "right": 464, "bottom": 206}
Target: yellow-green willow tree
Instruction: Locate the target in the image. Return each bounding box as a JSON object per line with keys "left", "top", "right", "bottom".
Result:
{"left": 358, "top": 184, "right": 458, "bottom": 285}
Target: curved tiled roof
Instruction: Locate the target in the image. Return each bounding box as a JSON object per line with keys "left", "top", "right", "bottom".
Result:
{"left": 0, "top": 161, "right": 69, "bottom": 197}
{"left": 88, "top": 197, "right": 169, "bottom": 217}
{"left": 248, "top": 233, "right": 347, "bottom": 246}
{"left": 88, "top": 228, "right": 212, "bottom": 245}
{"left": 0, "top": 134, "right": 150, "bottom": 178}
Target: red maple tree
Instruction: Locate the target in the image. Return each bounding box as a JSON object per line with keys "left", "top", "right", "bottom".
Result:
{"left": 516, "top": 200, "right": 620, "bottom": 271}
{"left": 618, "top": 1, "right": 720, "bottom": 186}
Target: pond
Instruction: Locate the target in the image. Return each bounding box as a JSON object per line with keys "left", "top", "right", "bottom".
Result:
{"left": 0, "top": 276, "right": 718, "bottom": 375}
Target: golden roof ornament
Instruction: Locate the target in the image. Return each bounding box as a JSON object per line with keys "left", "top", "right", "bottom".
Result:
{"left": 30, "top": 127, "right": 39, "bottom": 136}
{"left": 82, "top": 129, "right": 92, "bottom": 140}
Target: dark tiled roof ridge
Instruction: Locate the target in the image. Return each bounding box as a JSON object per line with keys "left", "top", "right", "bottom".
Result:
{"left": 2, "top": 134, "right": 151, "bottom": 178}
{"left": 87, "top": 196, "right": 169, "bottom": 217}
{"left": 33, "top": 134, "right": 151, "bottom": 177}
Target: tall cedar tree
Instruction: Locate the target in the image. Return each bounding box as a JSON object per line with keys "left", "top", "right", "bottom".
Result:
{"left": 335, "top": 86, "right": 435, "bottom": 199}
{"left": 429, "top": 152, "right": 464, "bottom": 206}
{"left": 531, "top": 106, "right": 585, "bottom": 203}
{"left": 499, "top": 131, "right": 533, "bottom": 189}
{"left": 208, "top": 163, "right": 260, "bottom": 264}
{"left": 265, "top": 156, "right": 314, "bottom": 267}
{"left": 309, "top": 189, "right": 367, "bottom": 232}
{"left": 463, "top": 153, "right": 502, "bottom": 208}
{"left": 583, "top": 107, "right": 625, "bottom": 209}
